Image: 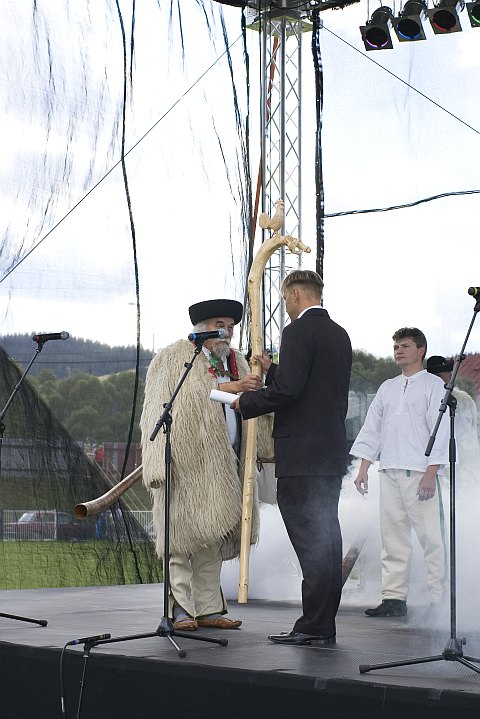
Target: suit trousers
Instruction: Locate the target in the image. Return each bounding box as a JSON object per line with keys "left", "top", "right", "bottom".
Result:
{"left": 277, "top": 475, "right": 342, "bottom": 636}
{"left": 168, "top": 541, "right": 227, "bottom": 619}
{"left": 380, "top": 468, "right": 446, "bottom": 603}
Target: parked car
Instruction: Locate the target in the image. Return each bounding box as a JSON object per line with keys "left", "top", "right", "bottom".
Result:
{"left": 4, "top": 510, "right": 96, "bottom": 541}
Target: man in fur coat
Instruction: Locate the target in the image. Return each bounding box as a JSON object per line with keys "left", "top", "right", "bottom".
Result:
{"left": 426, "top": 355, "right": 480, "bottom": 493}
{"left": 140, "top": 298, "right": 270, "bottom": 631}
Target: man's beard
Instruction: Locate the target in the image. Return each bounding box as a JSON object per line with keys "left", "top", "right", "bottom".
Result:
{"left": 211, "top": 340, "right": 231, "bottom": 360}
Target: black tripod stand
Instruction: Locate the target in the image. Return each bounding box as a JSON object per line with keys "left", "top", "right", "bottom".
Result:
{"left": 0, "top": 339, "right": 49, "bottom": 627}
{"left": 85, "top": 342, "right": 228, "bottom": 657}
{"left": 360, "top": 291, "right": 480, "bottom": 675}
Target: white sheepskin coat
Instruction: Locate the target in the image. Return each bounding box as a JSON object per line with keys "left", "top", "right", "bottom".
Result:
{"left": 140, "top": 340, "right": 273, "bottom": 560}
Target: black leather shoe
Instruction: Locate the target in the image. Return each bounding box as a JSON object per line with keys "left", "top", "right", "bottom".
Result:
{"left": 268, "top": 631, "right": 336, "bottom": 646}
{"left": 365, "top": 599, "right": 407, "bottom": 617}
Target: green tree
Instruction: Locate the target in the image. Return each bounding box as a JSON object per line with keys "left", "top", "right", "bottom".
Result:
{"left": 66, "top": 406, "right": 102, "bottom": 443}
{"left": 32, "top": 369, "right": 145, "bottom": 444}
{"left": 102, "top": 371, "right": 144, "bottom": 442}
{"left": 32, "top": 370, "right": 68, "bottom": 421}
{"left": 350, "top": 350, "right": 398, "bottom": 393}
{"left": 66, "top": 374, "right": 107, "bottom": 415}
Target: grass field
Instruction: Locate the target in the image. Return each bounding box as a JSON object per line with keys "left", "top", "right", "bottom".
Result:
{"left": 0, "top": 540, "right": 162, "bottom": 590}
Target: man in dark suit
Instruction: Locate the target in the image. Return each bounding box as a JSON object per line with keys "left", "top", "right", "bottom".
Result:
{"left": 231, "top": 269, "right": 352, "bottom": 646}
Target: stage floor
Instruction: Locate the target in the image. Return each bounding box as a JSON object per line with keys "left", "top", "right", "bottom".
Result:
{"left": 1, "top": 584, "right": 480, "bottom": 718}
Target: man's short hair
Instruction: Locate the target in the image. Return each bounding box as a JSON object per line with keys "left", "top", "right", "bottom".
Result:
{"left": 392, "top": 327, "right": 427, "bottom": 360}
{"left": 281, "top": 270, "right": 324, "bottom": 297}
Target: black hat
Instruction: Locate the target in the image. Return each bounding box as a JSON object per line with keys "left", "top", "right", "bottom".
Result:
{"left": 426, "top": 355, "right": 454, "bottom": 374}
{"left": 188, "top": 299, "right": 243, "bottom": 326}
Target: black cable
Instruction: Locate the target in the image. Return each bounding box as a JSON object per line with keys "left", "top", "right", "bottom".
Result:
{"left": 326, "top": 188, "right": 480, "bottom": 219}
{"left": 311, "top": 10, "right": 325, "bottom": 279}
{"left": 114, "top": 0, "right": 140, "bottom": 478}
{"left": 114, "top": 0, "right": 144, "bottom": 584}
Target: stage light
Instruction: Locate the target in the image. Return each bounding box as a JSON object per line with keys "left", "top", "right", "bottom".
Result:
{"left": 427, "top": 1, "right": 464, "bottom": 34}
{"left": 393, "top": 0, "right": 427, "bottom": 41}
{"left": 466, "top": 2, "right": 480, "bottom": 25}
{"left": 360, "top": 6, "right": 394, "bottom": 50}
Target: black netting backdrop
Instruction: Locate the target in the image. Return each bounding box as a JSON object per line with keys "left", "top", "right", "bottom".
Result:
{"left": 0, "top": 345, "right": 160, "bottom": 588}
{"left": 1, "top": 0, "right": 479, "bottom": 591}
{"left": 0, "top": 1, "right": 251, "bottom": 590}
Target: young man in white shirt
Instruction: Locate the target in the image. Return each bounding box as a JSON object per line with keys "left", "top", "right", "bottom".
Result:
{"left": 351, "top": 327, "right": 449, "bottom": 617}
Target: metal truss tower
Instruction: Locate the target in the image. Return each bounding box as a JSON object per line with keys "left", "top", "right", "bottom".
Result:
{"left": 247, "top": 6, "right": 312, "bottom": 353}
{"left": 243, "top": 1, "right": 358, "bottom": 350}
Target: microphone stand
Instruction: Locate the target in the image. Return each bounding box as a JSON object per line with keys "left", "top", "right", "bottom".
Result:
{"left": 0, "top": 339, "right": 48, "bottom": 626}
{"left": 72, "top": 341, "right": 227, "bottom": 693}
{"left": 360, "top": 293, "right": 480, "bottom": 676}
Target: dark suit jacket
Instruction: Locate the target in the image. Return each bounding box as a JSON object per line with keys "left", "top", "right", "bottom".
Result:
{"left": 239, "top": 308, "right": 352, "bottom": 477}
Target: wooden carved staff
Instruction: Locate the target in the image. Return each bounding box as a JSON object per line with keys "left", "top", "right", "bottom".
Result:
{"left": 238, "top": 200, "right": 311, "bottom": 602}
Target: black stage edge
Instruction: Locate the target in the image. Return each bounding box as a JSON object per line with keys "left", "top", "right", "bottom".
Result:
{"left": 1, "top": 585, "right": 480, "bottom": 719}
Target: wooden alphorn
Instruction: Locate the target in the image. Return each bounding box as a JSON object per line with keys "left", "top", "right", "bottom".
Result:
{"left": 74, "top": 465, "right": 143, "bottom": 519}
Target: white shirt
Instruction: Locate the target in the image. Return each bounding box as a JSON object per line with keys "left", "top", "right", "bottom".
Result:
{"left": 351, "top": 370, "right": 449, "bottom": 472}
{"left": 203, "top": 347, "right": 238, "bottom": 448}
{"left": 297, "top": 304, "right": 322, "bottom": 319}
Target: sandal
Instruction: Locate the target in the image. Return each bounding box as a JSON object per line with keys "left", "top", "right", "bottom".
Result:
{"left": 197, "top": 616, "right": 242, "bottom": 629}
{"left": 173, "top": 617, "right": 198, "bottom": 631}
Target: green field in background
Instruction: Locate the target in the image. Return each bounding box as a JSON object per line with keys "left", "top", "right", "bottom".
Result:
{"left": 0, "top": 540, "right": 162, "bottom": 589}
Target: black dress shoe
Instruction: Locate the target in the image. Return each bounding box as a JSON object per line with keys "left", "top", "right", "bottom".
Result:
{"left": 268, "top": 631, "right": 336, "bottom": 646}
{"left": 365, "top": 599, "right": 407, "bottom": 617}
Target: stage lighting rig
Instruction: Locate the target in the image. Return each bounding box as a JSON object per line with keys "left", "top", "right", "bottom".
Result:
{"left": 360, "top": 6, "right": 394, "bottom": 50}
{"left": 213, "top": 0, "right": 360, "bottom": 10}
{"left": 466, "top": 1, "right": 480, "bottom": 25}
{"left": 427, "top": 0, "right": 464, "bottom": 33}
{"left": 393, "top": 0, "right": 428, "bottom": 40}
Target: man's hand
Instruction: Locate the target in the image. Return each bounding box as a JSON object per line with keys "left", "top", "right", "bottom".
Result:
{"left": 354, "top": 459, "right": 371, "bottom": 495}
{"left": 230, "top": 397, "right": 241, "bottom": 411}
{"left": 236, "top": 373, "right": 263, "bottom": 392}
{"left": 417, "top": 471, "right": 437, "bottom": 501}
{"left": 354, "top": 470, "right": 369, "bottom": 495}
{"left": 252, "top": 351, "right": 272, "bottom": 374}
{"left": 220, "top": 373, "right": 263, "bottom": 395}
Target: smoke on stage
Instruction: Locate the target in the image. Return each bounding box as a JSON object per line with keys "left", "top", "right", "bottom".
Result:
{"left": 222, "top": 457, "right": 480, "bottom": 633}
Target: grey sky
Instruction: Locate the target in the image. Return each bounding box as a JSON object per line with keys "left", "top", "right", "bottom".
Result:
{"left": 1, "top": 1, "right": 479, "bottom": 360}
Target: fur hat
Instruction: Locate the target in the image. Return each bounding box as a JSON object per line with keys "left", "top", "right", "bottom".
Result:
{"left": 188, "top": 299, "right": 243, "bottom": 326}
{"left": 426, "top": 355, "right": 454, "bottom": 374}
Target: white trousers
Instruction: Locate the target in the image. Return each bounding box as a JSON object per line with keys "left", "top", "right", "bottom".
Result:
{"left": 380, "top": 468, "right": 446, "bottom": 603}
{"left": 168, "top": 541, "right": 227, "bottom": 619}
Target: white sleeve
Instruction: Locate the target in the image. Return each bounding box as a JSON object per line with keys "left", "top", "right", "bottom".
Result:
{"left": 350, "top": 388, "right": 384, "bottom": 463}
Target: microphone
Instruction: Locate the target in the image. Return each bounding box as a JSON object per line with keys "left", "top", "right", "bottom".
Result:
{"left": 188, "top": 328, "right": 229, "bottom": 343}
{"left": 66, "top": 633, "right": 111, "bottom": 646}
{"left": 32, "top": 331, "right": 69, "bottom": 343}
{"left": 468, "top": 287, "right": 480, "bottom": 298}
